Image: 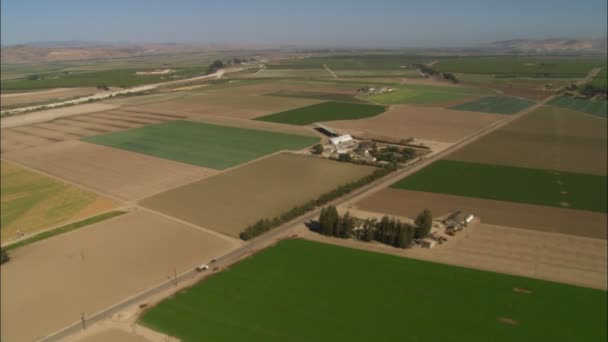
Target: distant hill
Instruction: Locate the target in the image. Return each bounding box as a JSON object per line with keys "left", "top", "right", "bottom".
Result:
{"left": 0, "top": 42, "right": 274, "bottom": 64}
{"left": 485, "top": 38, "right": 607, "bottom": 54}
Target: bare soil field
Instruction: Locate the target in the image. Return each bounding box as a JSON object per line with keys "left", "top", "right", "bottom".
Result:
{"left": 357, "top": 188, "right": 607, "bottom": 239}
{"left": 76, "top": 329, "right": 150, "bottom": 342}
{"left": 447, "top": 106, "right": 607, "bottom": 175}
{"left": 297, "top": 221, "right": 607, "bottom": 290}
{"left": 0, "top": 103, "right": 118, "bottom": 128}
{"left": 0, "top": 210, "right": 239, "bottom": 342}
{"left": 0, "top": 109, "right": 183, "bottom": 153}
{"left": 141, "top": 153, "right": 376, "bottom": 237}
{"left": 325, "top": 104, "right": 505, "bottom": 143}
{"left": 125, "top": 93, "right": 321, "bottom": 119}
{"left": 3, "top": 140, "right": 216, "bottom": 201}
{"left": 1, "top": 87, "right": 102, "bottom": 107}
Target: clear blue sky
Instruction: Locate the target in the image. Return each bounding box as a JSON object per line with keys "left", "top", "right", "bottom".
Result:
{"left": 1, "top": 0, "right": 606, "bottom": 47}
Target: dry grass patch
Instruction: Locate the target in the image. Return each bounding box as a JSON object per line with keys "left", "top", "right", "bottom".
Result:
{"left": 141, "top": 153, "right": 376, "bottom": 237}
{"left": 0, "top": 161, "right": 117, "bottom": 241}
{"left": 0, "top": 210, "right": 238, "bottom": 342}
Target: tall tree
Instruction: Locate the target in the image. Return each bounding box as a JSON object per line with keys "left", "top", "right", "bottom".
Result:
{"left": 414, "top": 209, "right": 433, "bottom": 239}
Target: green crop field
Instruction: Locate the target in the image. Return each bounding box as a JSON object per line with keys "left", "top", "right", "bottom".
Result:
{"left": 255, "top": 101, "right": 386, "bottom": 125}
{"left": 392, "top": 160, "right": 606, "bottom": 213}
{"left": 267, "top": 54, "right": 430, "bottom": 69}
{"left": 450, "top": 96, "right": 535, "bottom": 115}
{"left": 364, "top": 84, "right": 487, "bottom": 105}
{"left": 548, "top": 96, "right": 607, "bottom": 118}
{"left": 589, "top": 67, "right": 607, "bottom": 90}
{"left": 83, "top": 120, "right": 319, "bottom": 170}
{"left": 435, "top": 56, "right": 604, "bottom": 78}
{"left": 140, "top": 239, "right": 607, "bottom": 342}
{"left": 0, "top": 67, "right": 208, "bottom": 91}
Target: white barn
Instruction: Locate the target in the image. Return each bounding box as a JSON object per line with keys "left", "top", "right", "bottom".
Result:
{"left": 329, "top": 134, "right": 353, "bottom": 146}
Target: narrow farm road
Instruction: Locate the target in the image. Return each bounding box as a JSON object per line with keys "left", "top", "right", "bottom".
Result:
{"left": 323, "top": 64, "right": 338, "bottom": 78}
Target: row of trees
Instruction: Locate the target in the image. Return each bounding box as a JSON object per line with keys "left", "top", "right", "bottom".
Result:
{"left": 413, "top": 64, "right": 459, "bottom": 83}
{"left": 370, "top": 146, "right": 417, "bottom": 164}
{"left": 239, "top": 168, "right": 393, "bottom": 240}
{"left": 318, "top": 206, "right": 433, "bottom": 249}
{"left": 1, "top": 248, "right": 9, "bottom": 264}
{"left": 206, "top": 60, "right": 225, "bottom": 74}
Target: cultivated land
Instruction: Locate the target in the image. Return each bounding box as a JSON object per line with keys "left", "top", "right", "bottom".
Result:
{"left": 363, "top": 83, "right": 488, "bottom": 105}
{"left": 83, "top": 120, "right": 319, "bottom": 170}
{"left": 0, "top": 161, "right": 116, "bottom": 240}
{"left": 392, "top": 159, "right": 607, "bottom": 213}
{"left": 0, "top": 108, "right": 182, "bottom": 153}
{"left": 450, "top": 96, "right": 535, "bottom": 115}
{"left": 255, "top": 101, "right": 386, "bottom": 125}
{"left": 126, "top": 90, "right": 323, "bottom": 119}
{"left": 141, "top": 153, "right": 376, "bottom": 237}
{"left": 548, "top": 96, "right": 607, "bottom": 118}
{"left": 140, "top": 239, "right": 607, "bottom": 342}
{"left": 357, "top": 188, "right": 607, "bottom": 239}
{"left": 0, "top": 87, "right": 100, "bottom": 108}
{"left": 3, "top": 140, "right": 215, "bottom": 200}
{"left": 447, "top": 105, "right": 608, "bottom": 175}
{"left": 0, "top": 210, "right": 238, "bottom": 342}
{"left": 435, "top": 56, "right": 604, "bottom": 78}
{"left": 324, "top": 104, "right": 505, "bottom": 143}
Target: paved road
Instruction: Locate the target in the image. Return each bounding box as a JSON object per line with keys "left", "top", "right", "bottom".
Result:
{"left": 1, "top": 67, "right": 246, "bottom": 116}
{"left": 40, "top": 95, "right": 554, "bottom": 341}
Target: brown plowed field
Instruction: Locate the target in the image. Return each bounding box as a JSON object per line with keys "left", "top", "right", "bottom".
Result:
{"left": 357, "top": 188, "right": 607, "bottom": 239}
{"left": 141, "top": 153, "right": 376, "bottom": 237}
{"left": 0, "top": 210, "right": 239, "bottom": 342}
{"left": 3, "top": 140, "right": 217, "bottom": 200}
{"left": 325, "top": 104, "right": 505, "bottom": 143}
{"left": 446, "top": 106, "right": 608, "bottom": 175}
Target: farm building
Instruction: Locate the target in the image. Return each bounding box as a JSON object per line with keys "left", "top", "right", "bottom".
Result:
{"left": 330, "top": 134, "right": 354, "bottom": 146}
{"left": 314, "top": 123, "right": 339, "bottom": 138}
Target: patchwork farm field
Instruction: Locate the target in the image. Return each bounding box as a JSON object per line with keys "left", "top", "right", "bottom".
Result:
{"left": 548, "top": 96, "right": 607, "bottom": 118}
{"left": 141, "top": 153, "right": 376, "bottom": 237}
{"left": 0, "top": 211, "right": 238, "bottom": 342}
{"left": 392, "top": 159, "right": 606, "bottom": 213}
{"left": 3, "top": 140, "right": 215, "bottom": 200}
{"left": 83, "top": 120, "right": 319, "bottom": 170}
{"left": 324, "top": 104, "right": 505, "bottom": 143}
{"left": 0, "top": 161, "right": 116, "bottom": 240}
{"left": 447, "top": 106, "right": 607, "bottom": 175}
{"left": 357, "top": 188, "right": 607, "bottom": 239}
{"left": 435, "top": 56, "right": 604, "bottom": 78}
{"left": 364, "top": 83, "right": 488, "bottom": 105}
{"left": 140, "top": 239, "right": 607, "bottom": 342}
{"left": 255, "top": 101, "right": 386, "bottom": 125}
{"left": 450, "top": 96, "right": 535, "bottom": 115}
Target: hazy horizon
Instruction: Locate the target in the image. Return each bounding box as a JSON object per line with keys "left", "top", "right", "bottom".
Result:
{"left": 1, "top": 0, "right": 607, "bottom": 48}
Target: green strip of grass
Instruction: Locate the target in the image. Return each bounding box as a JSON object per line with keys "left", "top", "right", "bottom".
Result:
{"left": 83, "top": 120, "right": 319, "bottom": 170}
{"left": 548, "top": 96, "right": 607, "bottom": 118}
{"left": 450, "top": 96, "right": 535, "bottom": 115}
{"left": 392, "top": 160, "right": 607, "bottom": 213}
{"left": 255, "top": 101, "right": 386, "bottom": 125}
{"left": 3, "top": 210, "right": 126, "bottom": 251}
{"left": 140, "top": 239, "right": 607, "bottom": 342}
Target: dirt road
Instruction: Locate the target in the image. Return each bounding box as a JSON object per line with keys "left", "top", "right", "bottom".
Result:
{"left": 577, "top": 67, "right": 602, "bottom": 86}
{"left": 323, "top": 64, "right": 338, "bottom": 78}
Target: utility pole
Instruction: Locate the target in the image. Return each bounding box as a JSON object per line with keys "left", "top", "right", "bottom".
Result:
{"left": 81, "top": 312, "right": 86, "bottom": 329}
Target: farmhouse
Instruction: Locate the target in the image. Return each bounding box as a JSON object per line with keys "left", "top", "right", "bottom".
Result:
{"left": 330, "top": 134, "right": 354, "bottom": 146}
